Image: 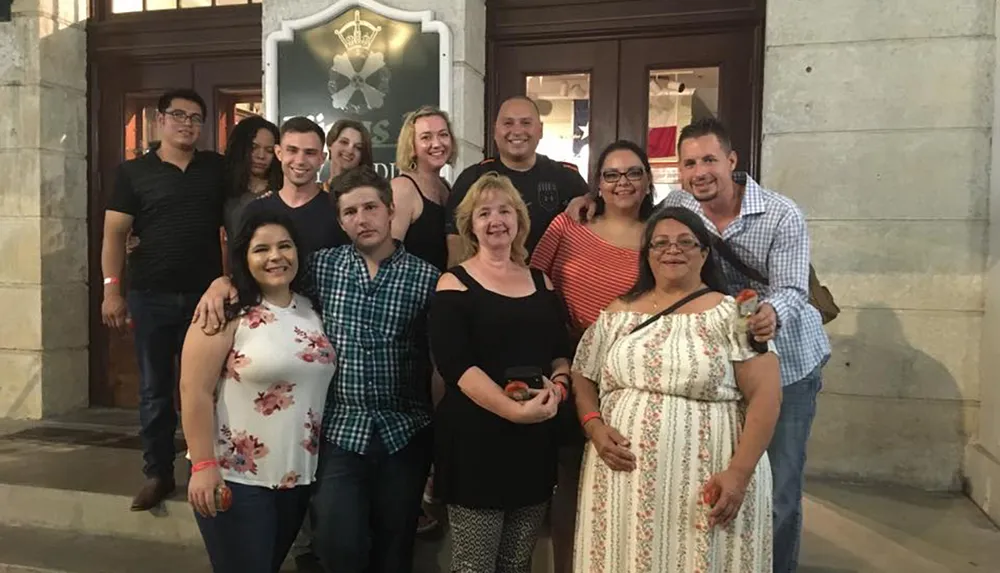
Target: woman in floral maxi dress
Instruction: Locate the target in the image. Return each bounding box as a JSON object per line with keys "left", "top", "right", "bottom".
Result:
{"left": 571, "top": 207, "right": 781, "bottom": 573}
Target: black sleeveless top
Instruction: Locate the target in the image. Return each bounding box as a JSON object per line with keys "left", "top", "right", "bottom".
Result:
{"left": 428, "top": 265, "right": 572, "bottom": 510}
{"left": 398, "top": 173, "right": 448, "bottom": 271}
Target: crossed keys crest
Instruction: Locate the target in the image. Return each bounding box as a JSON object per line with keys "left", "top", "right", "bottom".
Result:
{"left": 327, "top": 10, "right": 392, "bottom": 114}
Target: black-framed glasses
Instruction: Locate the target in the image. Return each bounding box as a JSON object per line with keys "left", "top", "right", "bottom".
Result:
{"left": 601, "top": 166, "right": 645, "bottom": 184}
{"left": 163, "top": 109, "right": 204, "bottom": 126}
{"left": 649, "top": 237, "right": 702, "bottom": 253}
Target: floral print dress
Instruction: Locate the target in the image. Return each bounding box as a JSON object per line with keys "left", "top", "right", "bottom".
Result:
{"left": 572, "top": 297, "right": 773, "bottom": 573}
{"left": 214, "top": 294, "right": 336, "bottom": 489}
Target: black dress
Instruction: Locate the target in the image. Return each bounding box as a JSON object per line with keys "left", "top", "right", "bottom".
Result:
{"left": 398, "top": 173, "right": 448, "bottom": 272}
{"left": 429, "top": 266, "right": 571, "bottom": 510}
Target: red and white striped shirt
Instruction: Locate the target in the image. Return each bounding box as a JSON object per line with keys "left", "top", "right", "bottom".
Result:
{"left": 530, "top": 213, "right": 640, "bottom": 335}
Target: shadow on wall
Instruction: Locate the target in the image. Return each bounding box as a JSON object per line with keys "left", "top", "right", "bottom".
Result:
{"left": 807, "top": 305, "right": 970, "bottom": 492}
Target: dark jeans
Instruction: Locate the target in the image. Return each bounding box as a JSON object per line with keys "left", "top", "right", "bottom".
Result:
{"left": 126, "top": 290, "right": 200, "bottom": 479}
{"left": 769, "top": 364, "right": 823, "bottom": 573}
{"left": 194, "top": 481, "right": 311, "bottom": 573}
{"left": 311, "top": 427, "right": 433, "bottom": 573}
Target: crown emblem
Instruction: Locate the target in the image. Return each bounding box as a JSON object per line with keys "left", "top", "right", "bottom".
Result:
{"left": 335, "top": 10, "right": 382, "bottom": 55}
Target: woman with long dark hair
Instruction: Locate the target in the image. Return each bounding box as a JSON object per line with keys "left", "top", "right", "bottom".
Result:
{"left": 180, "top": 210, "right": 335, "bottom": 573}
{"left": 222, "top": 116, "right": 283, "bottom": 241}
{"left": 570, "top": 206, "right": 780, "bottom": 572}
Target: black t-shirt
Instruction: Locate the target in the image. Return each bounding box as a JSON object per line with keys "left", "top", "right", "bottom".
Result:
{"left": 241, "top": 190, "right": 349, "bottom": 257}
{"left": 445, "top": 154, "right": 589, "bottom": 253}
{"left": 107, "top": 150, "right": 224, "bottom": 293}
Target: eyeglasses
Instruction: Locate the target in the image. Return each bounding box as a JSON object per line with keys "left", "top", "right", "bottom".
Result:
{"left": 649, "top": 238, "right": 702, "bottom": 253}
{"left": 163, "top": 109, "right": 204, "bottom": 126}
{"left": 601, "top": 167, "right": 646, "bottom": 184}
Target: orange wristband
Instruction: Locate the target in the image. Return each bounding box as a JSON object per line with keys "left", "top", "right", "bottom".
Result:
{"left": 580, "top": 411, "right": 602, "bottom": 426}
{"left": 192, "top": 459, "right": 218, "bottom": 473}
{"left": 554, "top": 381, "right": 569, "bottom": 402}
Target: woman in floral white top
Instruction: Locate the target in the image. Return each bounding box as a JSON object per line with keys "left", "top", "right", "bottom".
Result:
{"left": 180, "top": 210, "right": 336, "bottom": 572}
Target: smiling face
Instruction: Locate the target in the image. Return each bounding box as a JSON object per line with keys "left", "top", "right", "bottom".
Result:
{"left": 494, "top": 98, "right": 542, "bottom": 163}
{"left": 276, "top": 131, "right": 325, "bottom": 188}
{"left": 157, "top": 97, "right": 204, "bottom": 151}
{"left": 249, "top": 128, "right": 276, "bottom": 179}
{"left": 647, "top": 217, "right": 708, "bottom": 287}
{"left": 598, "top": 149, "right": 650, "bottom": 214}
{"left": 328, "top": 127, "right": 364, "bottom": 175}
{"left": 336, "top": 185, "right": 393, "bottom": 252}
{"left": 413, "top": 114, "right": 453, "bottom": 171}
{"left": 247, "top": 224, "right": 298, "bottom": 293}
{"left": 678, "top": 133, "right": 738, "bottom": 203}
{"left": 470, "top": 189, "right": 520, "bottom": 253}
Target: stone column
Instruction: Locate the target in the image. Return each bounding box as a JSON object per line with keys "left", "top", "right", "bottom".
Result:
{"left": 262, "top": 0, "right": 487, "bottom": 173}
{"left": 761, "top": 0, "right": 991, "bottom": 489}
{"left": 0, "top": 0, "right": 89, "bottom": 419}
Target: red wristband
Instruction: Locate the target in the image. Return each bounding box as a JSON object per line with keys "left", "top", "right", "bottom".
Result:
{"left": 554, "top": 381, "right": 569, "bottom": 402}
{"left": 580, "top": 411, "right": 602, "bottom": 426}
{"left": 192, "top": 459, "right": 218, "bottom": 473}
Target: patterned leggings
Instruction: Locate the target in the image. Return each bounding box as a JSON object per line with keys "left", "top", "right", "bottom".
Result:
{"left": 447, "top": 502, "right": 549, "bottom": 573}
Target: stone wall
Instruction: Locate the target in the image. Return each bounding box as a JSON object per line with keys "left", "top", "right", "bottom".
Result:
{"left": 0, "top": 0, "right": 89, "bottom": 419}
{"left": 262, "top": 0, "right": 487, "bottom": 173}
{"left": 762, "top": 0, "right": 994, "bottom": 490}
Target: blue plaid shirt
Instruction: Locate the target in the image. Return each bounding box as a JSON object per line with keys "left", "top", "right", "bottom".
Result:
{"left": 308, "top": 242, "right": 439, "bottom": 454}
{"left": 660, "top": 176, "right": 831, "bottom": 386}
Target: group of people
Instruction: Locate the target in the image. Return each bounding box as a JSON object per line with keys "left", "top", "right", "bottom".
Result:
{"left": 100, "top": 87, "right": 830, "bottom": 573}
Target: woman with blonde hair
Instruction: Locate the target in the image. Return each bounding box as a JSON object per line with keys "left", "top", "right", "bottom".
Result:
{"left": 390, "top": 105, "right": 455, "bottom": 272}
{"left": 429, "top": 172, "right": 573, "bottom": 572}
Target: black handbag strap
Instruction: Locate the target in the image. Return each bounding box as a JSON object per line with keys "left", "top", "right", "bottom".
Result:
{"left": 628, "top": 287, "right": 714, "bottom": 336}
{"left": 711, "top": 236, "right": 769, "bottom": 286}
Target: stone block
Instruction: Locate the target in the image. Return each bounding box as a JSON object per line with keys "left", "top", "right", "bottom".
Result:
{"left": 0, "top": 351, "right": 42, "bottom": 418}
{"left": 0, "top": 286, "right": 41, "bottom": 350}
{"left": 17, "top": 0, "right": 91, "bottom": 25}
{"left": 452, "top": 63, "right": 485, "bottom": 149}
{"left": 39, "top": 85, "right": 86, "bottom": 156}
{"left": 39, "top": 348, "right": 87, "bottom": 415}
{"left": 0, "top": 348, "right": 86, "bottom": 419}
{"left": 766, "top": 0, "right": 994, "bottom": 46}
{"left": 763, "top": 38, "right": 993, "bottom": 134}
{"left": 40, "top": 151, "right": 88, "bottom": 219}
{"left": 810, "top": 220, "right": 985, "bottom": 311}
{"left": 0, "top": 150, "right": 41, "bottom": 217}
{"left": 807, "top": 393, "right": 976, "bottom": 490}
{"left": 460, "top": 0, "right": 486, "bottom": 73}
{"left": 823, "top": 308, "right": 980, "bottom": 402}
{"left": 966, "top": 443, "right": 1000, "bottom": 525}
{"left": 761, "top": 129, "right": 990, "bottom": 220}
{"left": 40, "top": 217, "right": 88, "bottom": 284}
{"left": 0, "top": 85, "right": 41, "bottom": 151}
{"left": 453, "top": 139, "right": 483, "bottom": 176}
{"left": 38, "top": 19, "right": 87, "bottom": 92}
{"left": 40, "top": 282, "right": 88, "bottom": 350}
{"left": 0, "top": 216, "right": 41, "bottom": 284}
{"left": 0, "top": 14, "right": 38, "bottom": 88}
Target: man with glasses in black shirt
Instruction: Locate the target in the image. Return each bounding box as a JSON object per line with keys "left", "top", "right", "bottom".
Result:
{"left": 101, "top": 88, "right": 225, "bottom": 512}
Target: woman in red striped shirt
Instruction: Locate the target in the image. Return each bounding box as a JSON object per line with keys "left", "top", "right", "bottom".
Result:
{"left": 529, "top": 140, "right": 654, "bottom": 573}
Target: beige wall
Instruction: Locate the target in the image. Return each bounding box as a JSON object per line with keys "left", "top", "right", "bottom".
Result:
{"left": 762, "top": 0, "right": 994, "bottom": 490}
{"left": 0, "top": 0, "right": 89, "bottom": 419}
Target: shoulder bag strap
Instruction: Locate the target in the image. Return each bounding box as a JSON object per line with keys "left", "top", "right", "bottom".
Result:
{"left": 711, "top": 236, "right": 770, "bottom": 286}
{"left": 628, "top": 287, "right": 715, "bottom": 336}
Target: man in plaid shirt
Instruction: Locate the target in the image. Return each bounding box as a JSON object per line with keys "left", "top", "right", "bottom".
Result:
{"left": 308, "top": 166, "right": 439, "bottom": 573}
{"left": 665, "top": 118, "right": 831, "bottom": 572}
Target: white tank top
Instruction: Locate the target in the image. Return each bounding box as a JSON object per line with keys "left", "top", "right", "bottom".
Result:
{"left": 213, "top": 294, "right": 336, "bottom": 489}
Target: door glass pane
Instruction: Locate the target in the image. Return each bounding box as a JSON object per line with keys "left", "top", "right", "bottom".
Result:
{"left": 124, "top": 100, "right": 161, "bottom": 160}
{"left": 179, "top": 0, "right": 213, "bottom": 6}
{"left": 111, "top": 0, "right": 142, "bottom": 12}
{"left": 215, "top": 0, "right": 248, "bottom": 5}
{"left": 526, "top": 73, "right": 591, "bottom": 182}
{"left": 648, "top": 67, "right": 719, "bottom": 201}
{"left": 146, "top": 0, "right": 178, "bottom": 10}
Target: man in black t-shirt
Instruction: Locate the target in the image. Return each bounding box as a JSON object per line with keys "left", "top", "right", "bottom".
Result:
{"left": 101, "top": 88, "right": 224, "bottom": 512}
{"left": 445, "top": 96, "right": 588, "bottom": 266}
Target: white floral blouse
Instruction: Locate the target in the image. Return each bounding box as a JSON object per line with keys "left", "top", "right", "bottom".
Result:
{"left": 213, "top": 294, "right": 336, "bottom": 489}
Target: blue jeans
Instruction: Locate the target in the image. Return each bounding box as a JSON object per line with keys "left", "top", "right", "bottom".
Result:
{"left": 768, "top": 364, "right": 823, "bottom": 573}
{"left": 126, "top": 290, "right": 200, "bottom": 479}
{"left": 311, "top": 427, "right": 432, "bottom": 573}
{"left": 194, "top": 481, "right": 311, "bottom": 573}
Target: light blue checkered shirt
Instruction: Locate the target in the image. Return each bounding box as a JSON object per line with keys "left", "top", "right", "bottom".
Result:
{"left": 660, "top": 176, "right": 831, "bottom": 386}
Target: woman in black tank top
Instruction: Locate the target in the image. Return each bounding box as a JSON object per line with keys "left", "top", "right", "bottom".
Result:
{"left": 390, "top": 106, "right": 455, "bottom": 272}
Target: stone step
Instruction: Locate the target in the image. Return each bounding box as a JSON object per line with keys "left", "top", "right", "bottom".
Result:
{"left": 0, "top": 523, "right": 215, "bottom": 573}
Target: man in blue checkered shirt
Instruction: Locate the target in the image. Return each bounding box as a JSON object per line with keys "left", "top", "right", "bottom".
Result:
{"left": 664, "top": 119, "right": 831, "bottom": 572}
{"left": 307, "top": 166, "right": 439, "bottom": 573}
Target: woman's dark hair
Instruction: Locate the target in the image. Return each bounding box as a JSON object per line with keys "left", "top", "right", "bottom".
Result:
{"left": 592, "top": 140, "right": 656, "bottom": 220}
{"left": 223, "top": 116, "right": 282, "bottom": 198}
{"left": 226, "top": 209, "right": 315, "bottom": 320}
{"left": 621, "top": 206, "right": 727, "bottom": 301}
{"left": 326, "top": 119, "right": 375, "bottom": 168}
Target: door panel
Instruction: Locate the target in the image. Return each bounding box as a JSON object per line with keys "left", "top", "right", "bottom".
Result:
{"left": 491, "top": 41, "right": 619, "bottom": 179}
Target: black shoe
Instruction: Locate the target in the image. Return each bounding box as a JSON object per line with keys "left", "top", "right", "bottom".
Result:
{"left": 130, "top": 476, "right": 176, "bottom": 512}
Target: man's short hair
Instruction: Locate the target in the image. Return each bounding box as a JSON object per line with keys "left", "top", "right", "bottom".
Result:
{"left": 330, "top": 166, "right": 393, "bottom": 211}
{"left": 498, "top": 95, "right": 541, "bottom": 119}
{"left": 280, "top": 117, "right": 325, "bottom": 148}
{"left": 157, "top": 89, "right": 207, "bottom": 118}
{"left": 677, "top": 117, "right": 734, "bottom": 154}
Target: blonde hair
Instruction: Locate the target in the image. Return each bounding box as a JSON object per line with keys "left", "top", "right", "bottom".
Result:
{"left": 395, "top": 106, "right": 456, "bottom": 171}
{"left": 453, "top": 172, "right": 531, "bottom": 264}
